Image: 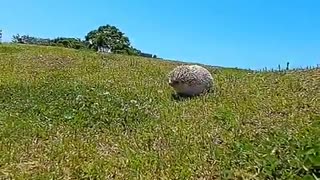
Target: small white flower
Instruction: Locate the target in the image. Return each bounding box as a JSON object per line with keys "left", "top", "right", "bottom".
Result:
{"left": 130, "top": 100, "right": 137, "bottom": 104}
{"left": 76, "top": 95, "right": 83, "bottom": 101}
{"left": 103, "top": 91, "right": 110, "bottom": 95}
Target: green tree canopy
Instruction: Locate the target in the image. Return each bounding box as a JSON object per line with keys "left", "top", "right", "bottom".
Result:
{"left": 85, "top": 25, "right": 135, "bottom": 54}
{"left": 52, "top": 37, "right": 87, "bottom": 49}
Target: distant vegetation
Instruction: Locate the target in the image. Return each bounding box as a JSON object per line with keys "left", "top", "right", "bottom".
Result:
{"left": 12, "top": 34, "right": 88, "bottom": 50}
{"left": 10, "top": 24, "right": 159, "bottom": 58}
{"left": 6, "top": 25, "right": 320, "bottom": 72}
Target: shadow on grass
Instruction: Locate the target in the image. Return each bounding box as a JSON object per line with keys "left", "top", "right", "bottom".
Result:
{"left": 170, "top": 88, "right": 215, "bottom": 102}
{"left": 170, "top": 93, "right": 202, "bottom": 101}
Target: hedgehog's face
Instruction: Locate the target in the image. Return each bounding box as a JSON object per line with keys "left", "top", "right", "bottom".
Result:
{"left": 168, "top": 66, "right": 188, "bottom": 87}
{"left": 168, "top": 78, "right": 190, "bottom": 91}
{"left": 168, "top": 79, "right": 181, "bottom": 87}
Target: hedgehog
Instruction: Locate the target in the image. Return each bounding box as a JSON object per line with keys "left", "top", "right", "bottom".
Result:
{"left": 168, "top": 64, "right": 214, "bottom": 97}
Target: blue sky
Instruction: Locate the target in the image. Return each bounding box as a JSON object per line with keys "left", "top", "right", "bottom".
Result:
{"left": 1, "top": 0, "right": 320, "bottom": 70}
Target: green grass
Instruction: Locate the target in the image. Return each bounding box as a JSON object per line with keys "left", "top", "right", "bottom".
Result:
{"left": 0, "top": 44, "right": 319, "bottom": 179}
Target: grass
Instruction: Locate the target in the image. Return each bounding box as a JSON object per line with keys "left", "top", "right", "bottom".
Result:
{"left": 0, "top": 44, "right": 319, "bottom": 179}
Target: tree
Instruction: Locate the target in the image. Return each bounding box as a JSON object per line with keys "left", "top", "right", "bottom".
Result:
{"left": 12, "top": 34, "right": 24, "bottom": 43}
{"left": 85, "top": 24, "right": 137, "bottom": 55}
{"left": 0, "top": 30, "right": 2, "bottom": 43}
{"left": 52, "top": 37, "right": 87, "bottom": 49}
{"left": 12, "top": 34, "right": 51, "bottom": 45}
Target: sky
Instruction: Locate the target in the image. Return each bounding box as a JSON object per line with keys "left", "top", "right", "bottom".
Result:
{"left": 1, "top": 0, "right": 320, "bottom": 70}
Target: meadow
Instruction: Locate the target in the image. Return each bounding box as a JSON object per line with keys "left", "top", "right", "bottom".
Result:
{"left": 0, "top": 44, "right": 319, "bottom": 179}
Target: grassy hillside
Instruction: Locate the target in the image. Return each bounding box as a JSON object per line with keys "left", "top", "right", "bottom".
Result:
{"left": 0, "top": 44, "right": 319, "bottom": 179}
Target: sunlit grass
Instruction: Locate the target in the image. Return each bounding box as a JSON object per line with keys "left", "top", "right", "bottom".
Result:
{"left": 0, "top": 44, "right": 319, "bottom": 179}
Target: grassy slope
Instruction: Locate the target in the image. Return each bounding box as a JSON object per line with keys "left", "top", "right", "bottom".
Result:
{"left": 0, "top": 44, "right": 319, "bottom": 179}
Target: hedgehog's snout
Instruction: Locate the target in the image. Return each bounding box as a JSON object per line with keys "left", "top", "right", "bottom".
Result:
{"left": 169, "top": 80, "right": 179, "bottom": 87}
